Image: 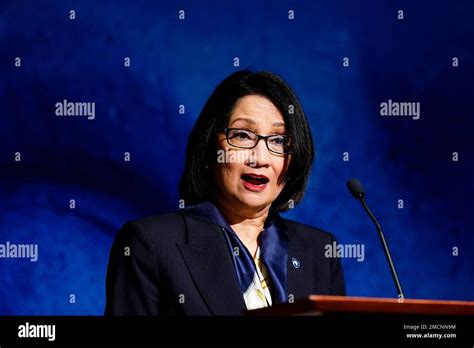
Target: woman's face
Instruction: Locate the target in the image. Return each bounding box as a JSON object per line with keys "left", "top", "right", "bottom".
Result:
{"left": 214, "top": 95, "right": 291, "bottom": 215}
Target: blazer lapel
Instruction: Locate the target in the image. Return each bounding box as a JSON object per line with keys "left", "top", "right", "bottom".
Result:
{"left": 287, "top": 246, "right": 314, "bottom": 301}
{"left": 284, "top": 219, "right": 319, "bottom": 301}
{"left": 177, "top": 214, "right": 246, "bottom": 315}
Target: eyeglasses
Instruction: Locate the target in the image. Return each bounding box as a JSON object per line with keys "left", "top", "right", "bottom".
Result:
{"left": 223, "top": 128, "right": 291, "bottom": 155}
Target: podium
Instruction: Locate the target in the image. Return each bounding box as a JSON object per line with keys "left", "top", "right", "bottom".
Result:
{"left": 248, "top": 295, "right": 474, "bottom": 316}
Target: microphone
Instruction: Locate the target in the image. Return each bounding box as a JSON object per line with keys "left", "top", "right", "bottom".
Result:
{"left": 347, "top": 178, "right": 405, "bottom": 300}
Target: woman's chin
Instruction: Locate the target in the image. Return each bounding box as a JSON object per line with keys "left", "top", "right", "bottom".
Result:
{"left": 235, "top": 194, "right": 272, "bottom": 211}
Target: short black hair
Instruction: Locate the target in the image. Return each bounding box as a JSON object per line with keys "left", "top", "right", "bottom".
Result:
{"left": 179, "top": 70, "right": 314, "bottom": 212}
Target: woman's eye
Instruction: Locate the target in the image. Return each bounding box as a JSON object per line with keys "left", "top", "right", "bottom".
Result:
{"left": 271, "top": 136, "right": 285, "bottom": 145}
{"left": 235, "top": 131, "right": 251, "bottom": 139}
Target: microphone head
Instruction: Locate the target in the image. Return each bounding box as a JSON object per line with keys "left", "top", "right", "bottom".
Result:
{"left": 347, "top": 178, "right": 365, "bottom": 200}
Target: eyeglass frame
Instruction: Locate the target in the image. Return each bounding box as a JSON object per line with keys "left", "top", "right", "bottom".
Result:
{"left": 221, "top": 128, "right": 292, "bottom": 155}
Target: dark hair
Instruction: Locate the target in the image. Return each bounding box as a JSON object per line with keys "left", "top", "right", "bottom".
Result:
{"left": 179, "top": 70, "right": 314, "bottom": 212}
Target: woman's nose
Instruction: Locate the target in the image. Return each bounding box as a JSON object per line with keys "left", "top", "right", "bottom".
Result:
{"left": 247, "top": 139, "right": 271, "bottom": 167}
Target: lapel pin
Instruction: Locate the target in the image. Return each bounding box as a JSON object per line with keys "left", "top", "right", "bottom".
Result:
{"left": 292, "top": 257, "right": 300, "bottom": 269}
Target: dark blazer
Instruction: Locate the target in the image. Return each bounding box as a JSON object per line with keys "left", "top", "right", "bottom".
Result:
{"left": 105, "top": 211, "right": 346, "bottom": 315}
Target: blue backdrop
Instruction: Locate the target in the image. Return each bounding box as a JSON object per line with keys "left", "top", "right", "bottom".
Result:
{"left": 0, "top": 0, "right": 473, "bottom": 314}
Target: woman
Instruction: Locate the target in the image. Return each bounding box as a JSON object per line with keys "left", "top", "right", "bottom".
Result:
{"left": 105, "top": 70, "right": 346, "bottom": 315}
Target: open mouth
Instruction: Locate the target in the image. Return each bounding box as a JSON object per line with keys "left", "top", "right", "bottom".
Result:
{"left": 240, "top": 174, "right": 269, "bottom": 191}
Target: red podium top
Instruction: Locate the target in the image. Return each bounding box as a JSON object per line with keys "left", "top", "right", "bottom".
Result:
{"left": 249, "top": 295, "right": 474, "bottom": 316}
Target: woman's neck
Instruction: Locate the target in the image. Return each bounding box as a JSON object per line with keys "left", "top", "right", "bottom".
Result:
{"left": 215, "top": 200, "right": 270, "bottom": 257}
